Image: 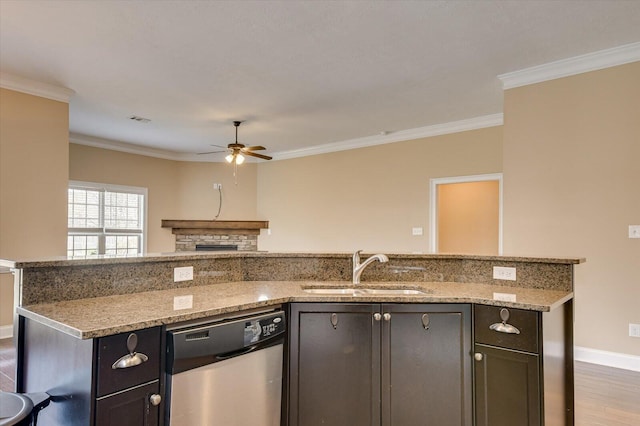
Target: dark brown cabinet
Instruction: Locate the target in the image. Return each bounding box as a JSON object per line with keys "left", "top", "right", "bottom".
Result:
{"left": 95, "top": 327, "right": 163, "bottom": 426}
{"left": 287, "top": 303, "right": 472, "bottom": 426}
{"left": 18, "top": 317, "right": 163, "bottom": 426}
{"left": 474, "top": 343, "right": 540, "bottom": 426}
{"left": 473, "top": 303, "right": 574, "bottom": 426}
{"left": 95, "top": 381, "right": 160, "bottom": 426}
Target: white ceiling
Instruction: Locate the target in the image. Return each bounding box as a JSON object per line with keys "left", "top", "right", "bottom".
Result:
{"left": 1, "top": 1, "right": 639, "bottom": 161}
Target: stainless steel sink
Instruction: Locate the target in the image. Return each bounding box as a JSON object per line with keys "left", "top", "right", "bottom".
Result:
{"left": 302, "top": 287, "right": 430, "bottom": 296}
{"left": 362, "top": 288, "right": 428, "bottom": 295}
{"left": 303, "top": 288, "right": 360, "bottom": 295}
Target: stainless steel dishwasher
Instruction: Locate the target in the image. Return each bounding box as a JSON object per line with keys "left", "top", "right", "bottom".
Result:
{"left": 165, "top": 308, "right": 286, "bottom": 426}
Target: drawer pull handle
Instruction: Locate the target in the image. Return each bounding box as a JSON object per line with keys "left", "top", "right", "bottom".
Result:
{"left": 112, "top": 333, "right": 150, "bottom": 369}
{"left": 331, "top": 313, "right": 339, "bottom": 329}
{"left": 421, "top": 313, "right": 430, "bottom": 330}
{"left": 489, "top": 308, "right": 521, "bottom": 335}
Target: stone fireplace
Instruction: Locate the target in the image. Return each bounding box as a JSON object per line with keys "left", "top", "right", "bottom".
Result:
{"left": 161, "top": 220, "right": 269, "bottom": 252}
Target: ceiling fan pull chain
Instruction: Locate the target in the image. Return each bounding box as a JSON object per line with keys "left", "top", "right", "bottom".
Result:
{"left": 233, "top": 161, "right": 238, "bottom": 185}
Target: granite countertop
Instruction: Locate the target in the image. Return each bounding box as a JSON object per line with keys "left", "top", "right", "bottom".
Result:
{"left": 1, "top": 251, "right": 585, "bottom": 269}
{"left": 17, "top": 280, "right": 573, "bottom": 339}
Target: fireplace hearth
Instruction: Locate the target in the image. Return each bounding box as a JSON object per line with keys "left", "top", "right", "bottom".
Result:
{"left": 161, "top": 220, "right": 269, "bottom": 252}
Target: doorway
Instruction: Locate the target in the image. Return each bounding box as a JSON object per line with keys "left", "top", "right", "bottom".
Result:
{"left": 429, "top": 174, "right": 502, "bottom": 255}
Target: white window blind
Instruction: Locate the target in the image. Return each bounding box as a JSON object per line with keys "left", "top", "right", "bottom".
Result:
{"left": 68, "top": 181, "right": 147, "bottom": 257}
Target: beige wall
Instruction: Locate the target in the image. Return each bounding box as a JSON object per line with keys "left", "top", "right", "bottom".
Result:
{"left": 438, "top": 180, "right": 499, "bottom": 255}
{"left": 69, "top": 144, "right": 180, "bottom": 253}
{"left": 174, "top": 161, "right": 257, "bottom": 221}
{"left": 69, "top": 144, "right": 258, "bottom": 253}
{"left": 257, "top": 127, "right": 503, "bottom": 252}
{"left": 0, "top": 88, "right": 69, "bottom": 326}
{"left": 503, "top": 62, "right": 640, "bottom": 356}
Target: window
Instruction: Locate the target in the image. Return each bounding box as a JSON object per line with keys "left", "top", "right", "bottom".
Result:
{"left": 68, "top": 181, "right": 147, "bottom": 257}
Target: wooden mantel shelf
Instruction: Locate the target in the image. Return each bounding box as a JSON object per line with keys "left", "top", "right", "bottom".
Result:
{"left": 161, "top": 220, "right": 269, "bottom": 236}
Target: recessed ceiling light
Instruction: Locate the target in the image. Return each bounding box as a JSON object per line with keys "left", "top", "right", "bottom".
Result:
{"left": 129, "top": 115, "right": 151, "bottom": 123}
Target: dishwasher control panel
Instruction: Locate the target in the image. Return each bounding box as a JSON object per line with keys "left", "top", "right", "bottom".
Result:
{"left": 167, "top": 310, "right": 286, "bottom": 374}
{"left": 244, "top": 312, "right": 285, "bottom": 345}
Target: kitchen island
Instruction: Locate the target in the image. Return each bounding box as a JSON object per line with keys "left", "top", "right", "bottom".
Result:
{"left": 2, "top": 252, "right": 583, "bottom": 426}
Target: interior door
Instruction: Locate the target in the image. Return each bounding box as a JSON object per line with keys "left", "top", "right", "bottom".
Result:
{"left": 432, "top": 175, "right": 501, "bottom": 255}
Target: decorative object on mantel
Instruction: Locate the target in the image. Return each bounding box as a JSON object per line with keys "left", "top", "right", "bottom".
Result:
{"left": 161, "top": 220, "right": 269, "bottom": 252}
{"left": 198, "top": 121, "right": 272, "bottom": 184}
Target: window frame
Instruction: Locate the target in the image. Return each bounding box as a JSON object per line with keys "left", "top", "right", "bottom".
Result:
{"left": 68, "top": 180, "right": 148, "bottom": 256}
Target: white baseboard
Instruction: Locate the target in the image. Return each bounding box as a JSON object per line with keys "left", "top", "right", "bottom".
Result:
{"left": 0, "top": 324, "right": 13, "bottom": 339}
{"left": 575, "top": 346, "right": 640, "bottom": 372}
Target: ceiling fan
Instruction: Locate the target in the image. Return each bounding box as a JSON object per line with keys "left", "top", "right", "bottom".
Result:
{"left": 199, "top": 121, "right": 272, "bottom": 164}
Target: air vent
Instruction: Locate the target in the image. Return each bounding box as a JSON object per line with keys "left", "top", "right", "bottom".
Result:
{"left": 129, "top": 115, "right": 151, "bottom": 123}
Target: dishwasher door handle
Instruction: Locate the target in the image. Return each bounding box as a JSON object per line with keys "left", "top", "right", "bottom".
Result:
{"left": 215, "top": 345, "right": 258, "bottom": 361}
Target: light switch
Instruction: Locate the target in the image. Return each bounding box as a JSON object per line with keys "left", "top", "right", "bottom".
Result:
{"left": 412, "top": 227, "right": 423, "bottom": 236}
{"left": 629, "top": 225, "right": 640, "bottom": 239}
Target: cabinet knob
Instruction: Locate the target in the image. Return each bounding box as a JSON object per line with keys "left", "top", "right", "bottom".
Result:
{"left": 474, "top": 353, "right": 484, "bottom": 361}
{"left": 373, "top": 313, "right": 382, "bottom": 321}
{"left": 383, "top": 313, "right": 391, "bottom": 321}
{"left": 150, "top": 394, "right": 162, "bottom": 406}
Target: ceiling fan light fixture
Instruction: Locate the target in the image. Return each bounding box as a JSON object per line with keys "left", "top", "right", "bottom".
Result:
{"left": 225, "top": 153, "right": 235, "bottom": 163}
{"left": 235, "top": 153, "right": 245, "bottom": 165}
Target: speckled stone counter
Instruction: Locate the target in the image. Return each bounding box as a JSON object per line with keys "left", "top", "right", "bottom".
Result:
{"left": 2, "top": 252, "right": 583, "bottom": 305}
{"left": 17, "top": 280, "right": 573, "bottom": 339}
{"left": 4, "top": 252, "right": 583, "bottom": 339}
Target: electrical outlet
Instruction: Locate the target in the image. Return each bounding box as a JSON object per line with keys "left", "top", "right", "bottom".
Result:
{"left": 629, "top": 225, "right": 640, "bottom": 239}
{"left": 630, "top": 323, "right": 640, "bottom": 338}
{"left": 493, "top": 266, "right": 517, "bottom": 281}
{"left": 412, "top": 227, "right": 423, "bottom": 236}
{"left": 174, "top": 266, "right": 193, "bottom": 282}
{"left": 213, "top": 183, "right": 222, "bottom": 190}
{"left": 173, "top": 295, "right": 193, "bottom": 310}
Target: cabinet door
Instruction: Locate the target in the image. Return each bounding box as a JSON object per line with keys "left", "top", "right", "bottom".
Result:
{"left": 474, "top": 344, "right": 540, "bottom": 426}
{"left": 288, "top": 303, "right": 380, "bottom": 426}
{"left": 382, "top": 304, "right": 472, "bottom": 426}
{"left": 95, "top": 381, "right": 159, "bottom": 426}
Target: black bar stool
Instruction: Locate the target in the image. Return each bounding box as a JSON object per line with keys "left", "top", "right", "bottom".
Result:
{"left": 0, "top": 392, "right": 50, "bottom": 426}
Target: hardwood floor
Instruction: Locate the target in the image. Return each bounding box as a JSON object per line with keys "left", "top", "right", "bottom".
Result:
{"left": 574, "top": 361, "right": 640, "bottom": 426}
{"left": 1, "top": 338, "right": 638, "bottom": 424}
{"left": 0, "top": 337, "right": 16, "bottom": 392}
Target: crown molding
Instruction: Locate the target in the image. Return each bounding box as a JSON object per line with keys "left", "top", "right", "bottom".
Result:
{"left": 69, "top": 133, "right": 208, "bottom": 162}
{"left": 498, "top": 42, "right": 640, "bottom": 90}
{"left": 273, "top": 113, "right": 503, "bottom": 160}
{"left": 0, "top": 72, "right": 75, "bottom": 103}
{"left": 70, "top": 113, "right": 503, "bottom": 163}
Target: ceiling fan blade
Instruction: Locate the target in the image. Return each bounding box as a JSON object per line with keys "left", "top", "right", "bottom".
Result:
{"left": 242, "top": 145, "right": 266, "bottom": 151}
{"left": 198, "top": 150, "right": 228, "bottom": 155}
{"left": 244, "top": 151, "right": 272, "bottom": 160}
{"left": 209, "top": 144, "right": 229, "bottom": 149}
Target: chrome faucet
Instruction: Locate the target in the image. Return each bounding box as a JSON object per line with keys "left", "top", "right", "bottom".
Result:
{"left": 352, "top": 250, "right": 389, "bottom": 284}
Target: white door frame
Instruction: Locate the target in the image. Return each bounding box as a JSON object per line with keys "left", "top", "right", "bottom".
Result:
{"left": 429, "top": 173, "right": 503, "bottom": 254}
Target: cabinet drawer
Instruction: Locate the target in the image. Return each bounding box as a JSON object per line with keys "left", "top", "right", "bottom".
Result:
{"left": 474, "top": 305, "right": 539, "bottom": 353}
{"left": 96, "top": 327, "right": 161, "bottom": 397}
